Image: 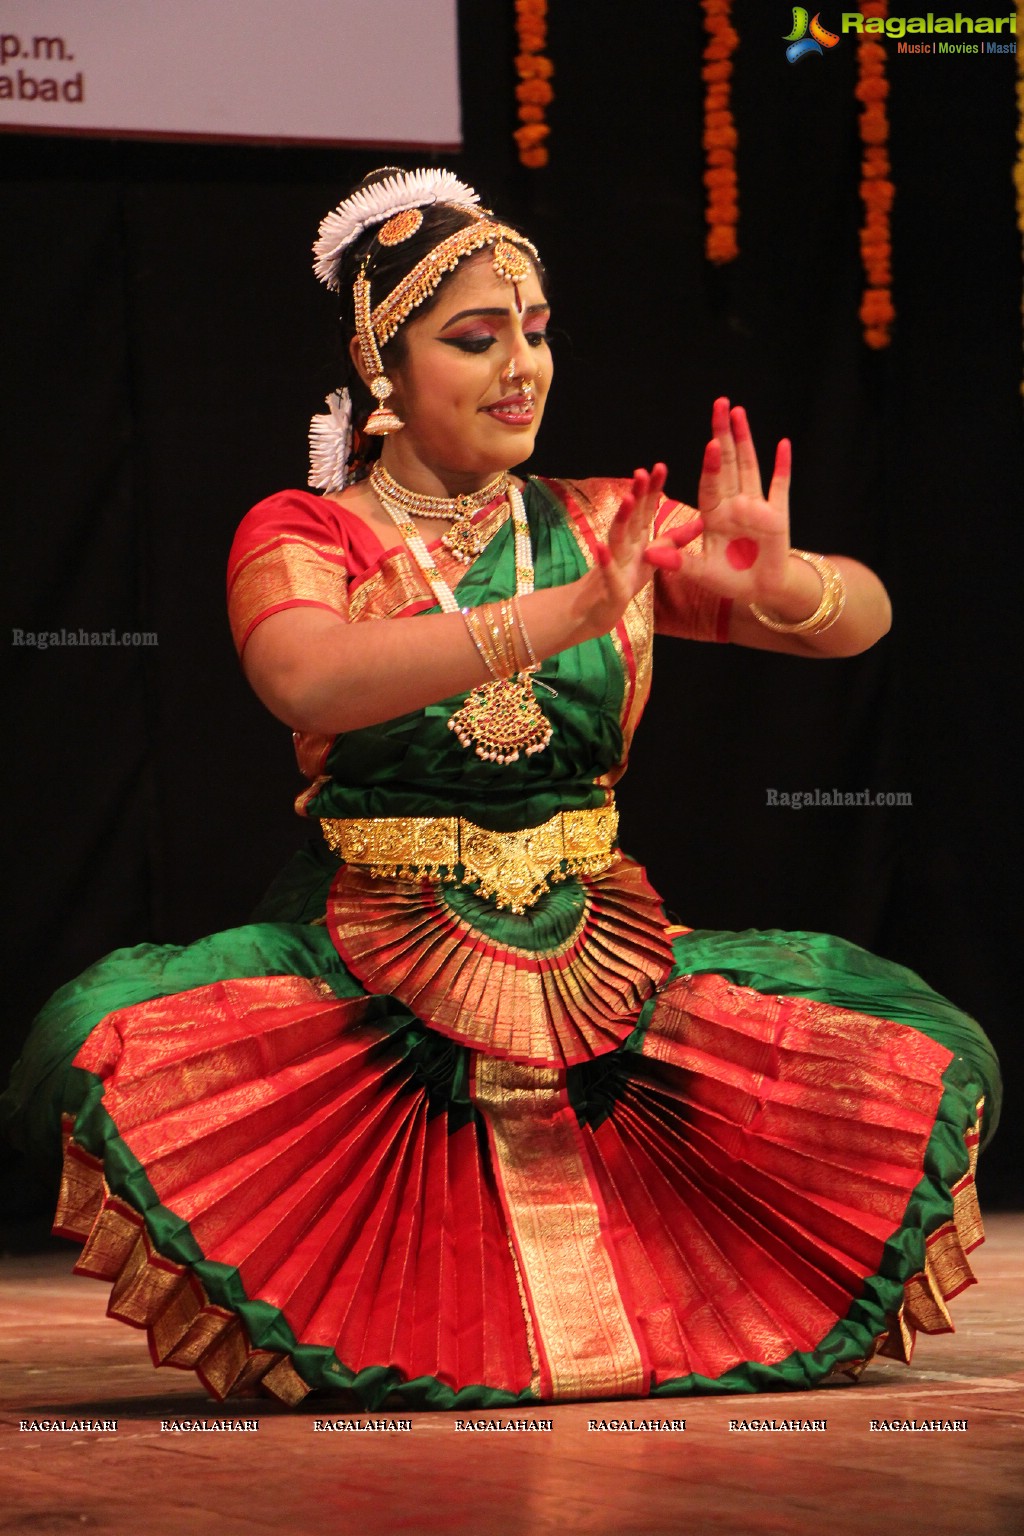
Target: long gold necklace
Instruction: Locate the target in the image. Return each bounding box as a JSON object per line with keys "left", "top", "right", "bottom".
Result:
{"left": 373, "top": 476, "right": 553, "bottom": 764}
{"left": 370, "top": 462, "right": 510, "bottom": 564}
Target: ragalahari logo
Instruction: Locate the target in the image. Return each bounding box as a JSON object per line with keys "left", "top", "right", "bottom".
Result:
{"left": 784, "top": 9, "right": 841, "bottom": 62}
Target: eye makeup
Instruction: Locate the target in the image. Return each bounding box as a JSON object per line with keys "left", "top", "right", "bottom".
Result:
{"left": 437, "top": 306, "right": 551, "bottom": 353}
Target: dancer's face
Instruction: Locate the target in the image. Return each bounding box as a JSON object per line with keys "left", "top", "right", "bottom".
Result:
{"left": 366, "top": 251, "right": 552, "bottom": 489}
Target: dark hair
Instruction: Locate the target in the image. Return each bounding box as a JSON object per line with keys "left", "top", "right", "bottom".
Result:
{"left": 330, "top": 168, "right": 546, "bottom": 472}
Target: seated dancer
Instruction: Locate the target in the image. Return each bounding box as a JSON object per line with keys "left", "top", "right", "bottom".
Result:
{"left": 2, "top": 168, "right": 1000, "bottom": 1409}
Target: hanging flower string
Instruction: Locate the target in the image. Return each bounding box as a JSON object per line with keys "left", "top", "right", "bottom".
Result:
{"left": 857, "top": 1, "right": 895, "bottom": 348}
{"left": 514, "top": 0, "right": 553, "bottom": 169}
{"left": 701, "top": 0, "right": 740, "bottom": 264}
{"left": 1015, "top": 0, "right": 1024, "bottom": 394}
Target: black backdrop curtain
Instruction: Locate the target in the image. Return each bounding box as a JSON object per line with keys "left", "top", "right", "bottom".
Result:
{"left": 2, "top": 2, "right": 1020, "bottom": 1219}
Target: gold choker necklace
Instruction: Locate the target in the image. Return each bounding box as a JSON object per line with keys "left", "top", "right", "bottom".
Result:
{"left": 370, "top": 464, "right": 510, "bottom": 564}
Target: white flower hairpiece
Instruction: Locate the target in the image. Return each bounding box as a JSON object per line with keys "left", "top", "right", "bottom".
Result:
{"left": 308, "top": 388, "right": 353, "bottom": 493}
{"left": 313, "top": 168, "right": 480, "bottom": 290}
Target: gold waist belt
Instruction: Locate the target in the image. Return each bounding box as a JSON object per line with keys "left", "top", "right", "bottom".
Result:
{"left": 321, "top": 803, "right": 619, "bottom": 915}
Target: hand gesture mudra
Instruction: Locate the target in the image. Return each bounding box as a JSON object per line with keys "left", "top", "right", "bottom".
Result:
{"left": 586, "top": 397, "right": 794, "bottom": 632}
{"left": 584, "top": 463, "right": 702, "bottom": 634}
{"left": 686, "top": 397, "right": 793, "bottom": 604}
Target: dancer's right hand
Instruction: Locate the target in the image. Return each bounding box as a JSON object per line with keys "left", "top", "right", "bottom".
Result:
{"left": 581, "top": 465, "right": 703, "bottom": 636}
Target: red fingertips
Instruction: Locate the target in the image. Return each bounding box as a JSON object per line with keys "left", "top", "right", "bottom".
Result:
{"left": 595, "top": 543, "right": 612, "bottom": 567}
{"left": 644, "top": 546, "right": 682, "bottom": 571}
{"left": 614, "top": 494, "right": 635, "bottom": 526}
{"left": 703, "top": 440, "right": 722, "bottom": 473}
{"left": 670, "top": 517, "right": 704, "bottom": 548}
{"left": 775, "top": 438, "right": 792, "bottom": 476}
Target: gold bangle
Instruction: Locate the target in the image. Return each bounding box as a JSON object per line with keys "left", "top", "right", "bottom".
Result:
{"left": 749, "top": 550, "right": 847, "bottom": 635}
{"left": 499, "top": 599, "right": 524, "bottom": 674}
{"left": 512, "top": 593, "right": 539, "bottom": 670}
{"left": 484, "top": 602, "right": 515, "bottom": 679}
{"left": 463, "top": 607, "right": 501, "bottom": 680}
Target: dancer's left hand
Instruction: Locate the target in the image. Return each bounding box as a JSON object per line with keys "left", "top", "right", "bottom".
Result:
{"left": 672, "top": 398, "right": 794, "bottom": 606}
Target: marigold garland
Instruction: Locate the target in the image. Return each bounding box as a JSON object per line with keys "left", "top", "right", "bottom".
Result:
{"left": 701, "top": 0, "right": 739, "bottom": 263}
{"left": 856, "top": 2, "right": 895, "bottom": 348}
{"left": 1016, "top": 0, "right": 1024, "bottom": 393}
{"left": 514, "top": 0, "right": 552, "bottom": 168}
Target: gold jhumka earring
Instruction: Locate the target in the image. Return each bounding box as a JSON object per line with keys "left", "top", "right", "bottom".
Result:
{"left": 354, "top": 262, "right": 404, "bottom": 436}
{"left": 353, "top": 209, "right": 428, "bottom": 436}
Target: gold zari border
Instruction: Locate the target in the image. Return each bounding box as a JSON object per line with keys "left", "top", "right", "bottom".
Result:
{"left": 473, "top": 1057, "right": 646, "bottom": 1400}
{"left": 228, "top": 536, "right": 350, "bottom": 652}
{"left": 54, "top": 1121, "right": 310, "bottom": 1406}
{"left": 654, "top": 500, "right": 726, "bottom": 643}
{"left": 830, "top": 1099, "right": 987, "bottom": 1379}
{"left": 551, "top": 478, "right": 656, "bottom": 783}
{"left": 346, "top": 500, "right": 512, "bottom": 622}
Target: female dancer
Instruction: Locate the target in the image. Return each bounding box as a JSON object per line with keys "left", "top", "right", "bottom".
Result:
{"left": 2, "top": 168, "right": 1000, "bottom": 1408}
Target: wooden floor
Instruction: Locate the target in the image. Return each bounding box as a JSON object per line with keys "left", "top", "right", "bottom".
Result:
{"left": 1, "top": 1214, "right": 1022, "bottom": 1536}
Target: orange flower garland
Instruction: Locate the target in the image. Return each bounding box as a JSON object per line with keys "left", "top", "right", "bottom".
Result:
{"left": 702, "top": 0, "right": 740, "bottom": 264}
{"left": 856, "top": 1, "right": 895, "bottom": 348}
{"left": 514, "top": 0, "right": 553, "bottom": 169}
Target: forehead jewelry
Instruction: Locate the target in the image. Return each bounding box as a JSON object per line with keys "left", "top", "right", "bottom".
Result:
{"left": 368, "top": 219, "right": 538, "bottom": 347}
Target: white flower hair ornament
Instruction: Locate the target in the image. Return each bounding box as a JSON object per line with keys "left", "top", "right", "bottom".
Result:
{"left": 308, "top": 388, "right": 353, "bottom": 493}
{"left": 313, "top": 168, "right": 480, "bottom": 290}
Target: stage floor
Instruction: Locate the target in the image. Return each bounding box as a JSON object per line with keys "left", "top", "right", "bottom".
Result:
{"left": 2, "top": 1214, "right": 1022, "bottom": 1536}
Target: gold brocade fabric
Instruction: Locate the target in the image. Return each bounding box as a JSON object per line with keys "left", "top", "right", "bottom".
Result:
{"left": 326, "top": 853, "right": 675, "bottom": 1066}
{"left": 51, "top": 1031, "right": 988, "bottom": 1403}
{"left": 550, "top": 479, "right": 724, "bottom": 789}
{"left": 859, "top": 1102, "right": 986, "bottom": 1373}
{"left": 43, "top": 480, "right": 992, "bottom": 1407}
{"left": 227, "top": 534, "right": 350, "bottom": 652}
{"left": 346, "top": 499, "right": 512, "bottom": 622}
{"left": 471, "top": 1058, "right": 647, "bottom": 1400}
{"left": 642, "top": 980, "right": 988, "bottom": 1384}
{"left": 54, "top": 1121, "right": 310, "bottom": 1405}
{"left": 552, "top": 478, "right": 657, "bottom": 787}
